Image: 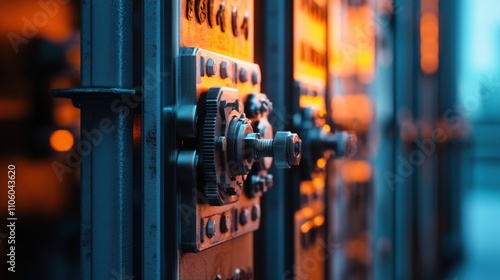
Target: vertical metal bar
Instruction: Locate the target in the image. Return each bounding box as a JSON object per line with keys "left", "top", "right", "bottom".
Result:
{"left": 80, "top": 0, "right": 134, "bottom": 278}
{"left": 394, "top": 0, "right": 420, "bottom": 278}
{"left": 142, "top": 0, "right": 164, "bottom": 278}
{"left": 142, "top": 0, "right": 179, "bottom": 278}
{"left": 254, "top": 0, "right": 291, "bottom": 278}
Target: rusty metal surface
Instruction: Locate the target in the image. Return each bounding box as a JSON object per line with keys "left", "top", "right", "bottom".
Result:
{"left": 293, "top": 0, "right": 328, "bottom": 85}
{"left": 179, "top": 48, "right": 263, "bottom": 252}
{"left": 180, "top": 0, "right": 254, "bottom": 61}
{"left": 180, "top": 234, "right": 254, "bottom": 279}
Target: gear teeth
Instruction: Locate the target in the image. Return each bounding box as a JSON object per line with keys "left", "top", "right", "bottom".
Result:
{"left": 202, "top": 89, "right": 221, "bottom": 204}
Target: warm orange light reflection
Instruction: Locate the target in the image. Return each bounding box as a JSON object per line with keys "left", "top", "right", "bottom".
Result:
{"left": 344, "top": 236, "right": 372, "bottom": 264}
{"left": 420, "top": 12, "right": 439, "bottom": 74}
{"left": 300, "top": 95, "right": 327, "bottom": 116}
{"left": 53, "top": 101, "right": 79, "bottom": 127}
{"left": 313, "top": 215, "right": 325, "bottom": 227}
{"left": 301, "top": 221, "right": 314, "bottom": 234}
{"left": 0, "top": 1, "right": 75, "bottom": 43}
{"left": 331, "top": 94, "right": 373, "bottom": 130}
{"left": 334, "top": 5, "right": 376, "bottom": 82}
{"left": 50, "top": 129, "right": 74, "bottom": 152}
{"left": 316, "top": 158, "right": 327, "bottom": 169}
{"left": 341, "top": 160, "right": 372, "bottom": 183}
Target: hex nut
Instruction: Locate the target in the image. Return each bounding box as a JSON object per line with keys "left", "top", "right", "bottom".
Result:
{"left": 206, "top": 58, "right": 217, "bottom": 77}
{"left": 220, "top": 61, "right": 229, "bottom": 79}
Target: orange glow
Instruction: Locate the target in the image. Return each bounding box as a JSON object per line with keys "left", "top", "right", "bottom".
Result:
{"left": 344, "top": 237, "right": 372, "bottom": 264}
{"left": 313, "top": 215, "right": 325, "bottom": 227}
{"left": 301, "top": 206, "right": 315, "bottom": 218}
{"left": 323, "top": 124, "right": 331, "bottom": 133}
{"left": 300, "top": 221, "right": 314, "bottom": 234}
{"left": 331, "top": 94, "right": 373, "bottom": 130}
{"left": 54, "top": 101, "right": 79, "bottom": 126}
{"left": 300, "top": 95, "right": 327, "bottom": 116}
{"left": 0, "top": 1, "right": 75, "bottom": 44}
{"left": 341, "top": 160, "right": 372, "bottom": 183}
{"left": 301, "top": 181, "right": 315, "bottom": 196}
{"left": 420, "top": 12, "right": 439, "bottom": 74}
{"left": 50, "top": 130, "right": 74, "bottom": 152}
{"left": 329, "top": 5, "right": 376, "bottom": 81}
{"left": 0, "top": 98, "right": 29, "bottom": 120}
{"left": 316, "top": 158, "right": 327, "bottom": 169}
{"left": 293, "top": 0, "right": 327, "bottom": 81}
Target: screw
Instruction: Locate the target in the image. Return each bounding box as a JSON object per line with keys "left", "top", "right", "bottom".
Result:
{"left": 206, "top": 58, "right": 217, "bottom": 77}
{"left": 206, "top": 219, "right": 216, "bottom": 238}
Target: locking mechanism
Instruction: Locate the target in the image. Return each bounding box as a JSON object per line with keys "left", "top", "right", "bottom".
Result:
{"left": 199, "top": 87, "right": 302, "bottom": 206}
{"left": 297, "top": 107, "right": 357, "bottom": 180}
{"left": 177, "top": 48, "right": 302, "bottom": 251}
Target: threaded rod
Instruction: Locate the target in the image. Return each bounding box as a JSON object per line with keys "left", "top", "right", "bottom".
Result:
{"left": 255, "top": 139, "right": 274, "bottom": 157}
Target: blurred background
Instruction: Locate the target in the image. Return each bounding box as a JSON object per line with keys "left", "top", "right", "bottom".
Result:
{"left": 0, "top": 0, "right": 499, "bottom": 279}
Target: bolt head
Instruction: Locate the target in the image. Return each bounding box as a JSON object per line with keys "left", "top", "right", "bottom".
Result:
{"left": 220, "top": 61, "right": 228, "bottom": 79}
{"left": 251, "top": 70, "right": 259, "bottom": 85}
{"left": 239, "top": 67, "right": 248, "bottom": 83}
{"left": 206, "top": 219, "right": 216, "bottom": 238}
{"left": 206, "top": 58, "right": 217, "bottom": 77}
{"left": 239, "top": 209, "right": 249, "bottom": 225}
{"left": 287, "top": 134, "right": 302, "bottom": 166}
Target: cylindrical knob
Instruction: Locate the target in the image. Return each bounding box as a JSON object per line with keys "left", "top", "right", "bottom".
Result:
{"left": 322, "top": 131, "right": 357, "bottom": 158}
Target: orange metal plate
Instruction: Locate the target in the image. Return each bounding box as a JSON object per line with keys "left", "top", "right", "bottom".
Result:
{"left": 180, "top": 0, "right": 254, "bottom": 61}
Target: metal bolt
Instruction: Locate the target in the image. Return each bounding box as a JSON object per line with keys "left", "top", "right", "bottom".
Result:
{"left": 220, "top": 61, "right": 228, "bottom": 79}
{"left": 240, "top": 209, "right": 249, "bottom": 225}
{"left": 206, "top": 58, "right": 217, "bottom": 77}
{"left": 251, "top": 204, "right": 259, "bottom": 221}
{"left": 324, "top": 131, "right": 357, "bottom": 158}
{"left": 239, "top": 67, "right": 248, "bottom": 83}
{"left": 206, "top": 219, "right": 216, "bottom": 238}
{"left": 252, "top": 70, "right": 259, "bottom": 85}
{"left": 252, "top": 131, "right": 302, "bottom": 169}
